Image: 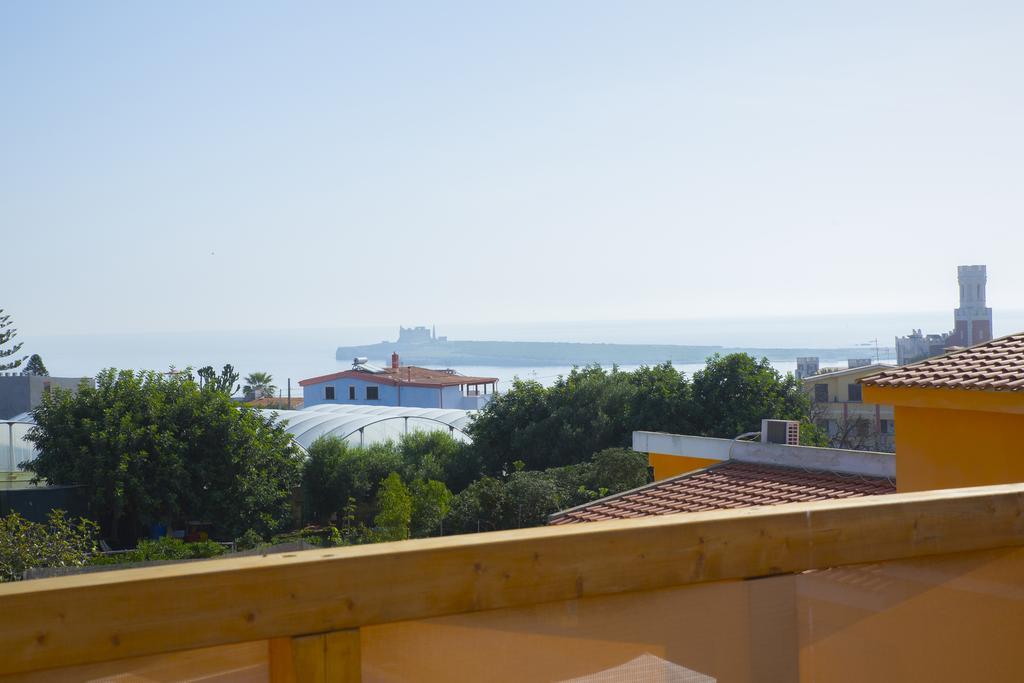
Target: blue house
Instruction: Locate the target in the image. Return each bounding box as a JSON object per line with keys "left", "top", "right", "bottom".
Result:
{"left": 300, "top": 354, "right": 498, "bottom": 411}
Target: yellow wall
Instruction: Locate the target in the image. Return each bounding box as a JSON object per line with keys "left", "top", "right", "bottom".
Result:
{"left": 864, "top": 385, "right": 1024, "bottom": 493}
{"left": 648, "top": 453, "right": 721, "bottom": 481}
{"left": 893, "top": 405, "right": 1024, "bottom": 492}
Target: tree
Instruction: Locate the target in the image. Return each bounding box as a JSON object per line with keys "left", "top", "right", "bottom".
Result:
{"left": 243, "top": 372, "right": 277, "bottom": 399}
{"left": 25, "top": 368, "right": 303, "bottom": 542}
{"left": 691, "top": 353, "right": 809, "bottom": 438}
{"left": 373, "top": 472, "right": 412, "bottom": 541}
{"left": 22, "top": 354, "right": 48, "bottom": 376}
{"left": 445, "top": 476, "right": 509, "bottom": 534}
{"left": 0, "top": 510, "right": 98, "bottom": 582}
{"left": 197, "top": 364, "right": 240, "bottom": 395}
{"left": 0, "top": 309, "right": 26, "bottom": 371}
{"left": 410, "top": 478, "right": 452, "bottom": 537}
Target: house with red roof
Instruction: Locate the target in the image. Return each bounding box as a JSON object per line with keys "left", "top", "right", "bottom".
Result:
{"left": 299, "top": 353, "right": 498, "bottom": 410}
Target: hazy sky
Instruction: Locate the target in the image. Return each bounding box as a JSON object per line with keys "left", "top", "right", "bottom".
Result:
{"left": 2, "top": 1, "right": 1022, "bottom": 336}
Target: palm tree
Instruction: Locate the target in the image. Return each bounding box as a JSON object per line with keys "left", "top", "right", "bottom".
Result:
{"left": 243, "top": 372, "right": 277, "bottom": 400}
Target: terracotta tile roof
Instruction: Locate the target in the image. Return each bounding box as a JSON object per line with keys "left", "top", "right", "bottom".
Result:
{"left": 299, "top": 366, "right": 498, "bottom": 388}
{"left": 860, "top": 333, "right": 1024, "bottom": 392}
{"left": 548, "top": 461, "right": 895, "bottom": 525}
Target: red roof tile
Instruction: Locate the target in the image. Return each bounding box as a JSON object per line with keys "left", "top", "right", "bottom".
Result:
{"left": 860, "top": 333, "right": 1024, "bottom": 392}
{"left": 299, "top": 366, "right": 498, "bottom": 388}
{"left": 548, "top": 461, "right": 895, "bottom": 525}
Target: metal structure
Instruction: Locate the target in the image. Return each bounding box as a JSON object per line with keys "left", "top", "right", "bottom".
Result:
{"left": 258, "top": 404, "right": 476, "bottom": 450}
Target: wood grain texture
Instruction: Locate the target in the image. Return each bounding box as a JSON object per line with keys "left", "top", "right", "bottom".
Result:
{"left": 2, "top": 483, "right": 1024, "bottom": 676}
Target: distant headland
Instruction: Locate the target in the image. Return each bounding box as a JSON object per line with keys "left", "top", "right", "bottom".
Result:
{"left": 335, "top": 326, "right": 873, "bottom": 367}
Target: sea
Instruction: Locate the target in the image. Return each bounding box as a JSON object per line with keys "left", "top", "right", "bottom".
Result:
{"left": 18, "top": 311, "right": 1024, "bottom": 394}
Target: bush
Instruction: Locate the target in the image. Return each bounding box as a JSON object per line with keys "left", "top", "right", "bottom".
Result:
{"left": 90, "top": 537, "right": 227, "bottom": 566}
{"left": 0, "top": 510, "right": 99, "bottom": 581}
{"left": 234, "top": 529, "right": 265, "bottom": 551}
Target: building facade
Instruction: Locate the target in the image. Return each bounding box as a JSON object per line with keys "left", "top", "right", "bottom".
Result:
{"left": 0, "top": 375, "right": 93, "bottom": 420}
{"left": 300, "top": 354, "right": 497, "bottom": 410}
{"left": 802, "top": 364, "right": 895, "bottom": 452}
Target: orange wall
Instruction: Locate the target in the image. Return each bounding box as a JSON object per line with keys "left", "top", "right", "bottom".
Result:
{"left": 648, "top": 453, "right": 721, "bottom": 480}
{"left": 894, "top": 405, "right": 1024, "bottom": 492}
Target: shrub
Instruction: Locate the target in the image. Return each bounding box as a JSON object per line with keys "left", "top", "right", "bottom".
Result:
{"left": 0, "top": 510, "right": 99, "bottom": 582}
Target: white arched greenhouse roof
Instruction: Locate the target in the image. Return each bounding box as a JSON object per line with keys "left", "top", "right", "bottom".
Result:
{"left": 258, "top": 404, "right": 477, "bottom": 451}
{"left": 1, "top": 413, "right": 38, "bottom": 474}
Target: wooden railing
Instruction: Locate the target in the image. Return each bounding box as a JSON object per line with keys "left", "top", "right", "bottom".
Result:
{"left": 2, "top": 483, "right": 1024, "bottom": 680}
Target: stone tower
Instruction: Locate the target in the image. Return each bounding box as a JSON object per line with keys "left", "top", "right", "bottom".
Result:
{"left": 950, "top": 265, "right": 993, "bottom": 347}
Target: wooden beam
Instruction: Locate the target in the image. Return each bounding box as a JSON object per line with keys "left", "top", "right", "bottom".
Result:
{"left": 268, "top": 630, "right": 360, "bottom": 683}
{"left": 1, "top": 484, "right": 1024, "bottom": 676}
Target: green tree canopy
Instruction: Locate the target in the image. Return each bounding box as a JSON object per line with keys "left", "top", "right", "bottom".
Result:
{"left": 373, "top": 472, "right": 412, "bottom": 541}
{"left": 22, "top": 354, "right": 48, "bottom": 376}
{"left": 0, "top": 309, "right": 26, "bottom": 372}
{"left": 25, "top": 368, "right": 303, "bottom": 542}
{"left": 468, "top": 362, "right": 712, "bottom": 474}
{"left": 691, "top": 353, "right": 809, "bottom": 438}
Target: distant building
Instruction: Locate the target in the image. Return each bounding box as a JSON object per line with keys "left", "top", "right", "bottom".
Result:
{"left": 803, "top": 364, "right": 895, "bottom": 452}
{"left": 300, "top": 353, "right": 497, "bottom": 410}
{"left": 795, "top": 357, "right": 819, "bottom": 380}
{"left": 847, "top": 358, "right": 872, "bottom": 369}
{"left": 0, "top": 375, "right": 93, "bottom": 420}
{"left": 896, "top": 264, "right": 994, "bottom": 365}
{"left": 949, "top": 265, "right": 992, "bottom": 347}
{"left": 397, "top": 325, "right": 448, "bottom": 344}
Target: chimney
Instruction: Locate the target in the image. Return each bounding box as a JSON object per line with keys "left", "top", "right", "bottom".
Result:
{"left": 392, "top": 352, "right": 400, "bottom": 369}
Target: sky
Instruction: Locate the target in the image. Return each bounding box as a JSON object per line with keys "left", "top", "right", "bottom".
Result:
{"left": 2, "top": 1, "right": 1023, "bottom": 338}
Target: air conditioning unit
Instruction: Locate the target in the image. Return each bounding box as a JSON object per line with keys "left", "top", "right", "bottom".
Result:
{"left": 761, "top": 419, "right": 800, "bottom": 446}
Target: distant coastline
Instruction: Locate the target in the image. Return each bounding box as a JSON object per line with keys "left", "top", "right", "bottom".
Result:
{"left": 336, "top": 330, "right": 877, "bottom": 367}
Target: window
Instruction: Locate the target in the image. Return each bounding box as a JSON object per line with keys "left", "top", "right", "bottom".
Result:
{"left": 366, "top": 386, "right": 379, "bottom": 400}
{"left": 880, "top": 419, "right": 890, "bottom": 434}
{"left": 348, "top": 386, "right": 356, "bottom": 400}
{"left": 848, "top": 384, "right": 862, "bottom": 402}
{"left": 855, "top": 419, "right": 869, "bottom": 437}
{"left": 814, "top": 384, "right": 828, "bottom": 402}
{"left": 325, "top": 386, "right": 335, "bottom": 400}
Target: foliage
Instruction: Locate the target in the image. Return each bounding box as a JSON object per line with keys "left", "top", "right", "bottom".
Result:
{"left": 234, "top": 528, "right": 266, "bottom": 551}
{"left": 197, "top": 364, "right": 240, "bottom": 395}
{"left": 25, "top": 368, "right": 304, "bottom": 542}
{"left": 445, "top": 448, "right": 650, "bottom": 534}
{"left": 372, "top": 473, "right": 412, "bottom": 541}
{"left": 243, "top": 371, "right": 277, "bottom": 399}
{"left": 23, "top": 354, "right": 48, "bottom": 376}
{"left": 269, "top": 525, "right": 345, "bottom": 548}
{"left": 468, "top": 358, "right": 786, "bottom": 475}
{"left": 90, "top": 537, "right": 226, "bottom": 565}
{"left": 690, "top": 354, "right": 810, "bottom": 439}
{"left": 409, "top": 478, "right": 453, "bottom": 537}
{"left": 0, "top": 308, "right": 26, "bottom": 372}
{"left": 0, "top": 510, "right": 99, "bottom": 582}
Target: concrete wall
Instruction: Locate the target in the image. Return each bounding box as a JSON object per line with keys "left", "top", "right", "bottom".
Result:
{"left": 0, "top": 376, "right": 92, "bottom": 419}
{"left": 633, "top": 431, "right": 896, "bottom": 480}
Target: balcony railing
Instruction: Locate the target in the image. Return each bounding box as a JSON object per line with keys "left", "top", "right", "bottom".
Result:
{"left": 2, "top": 483, "right": 1024, "bottom": 680}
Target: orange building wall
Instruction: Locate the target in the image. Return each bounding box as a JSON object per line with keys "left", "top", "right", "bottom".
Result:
{"left": 648, "top": 453, "right": 721, "bottom": 481}
{"left": 893, "top": 405, "right": 1024, "bottom": 492}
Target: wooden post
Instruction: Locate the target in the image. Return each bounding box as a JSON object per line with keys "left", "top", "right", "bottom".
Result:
{"left": 269, "top": 630, "right": 360, "bottom": 682}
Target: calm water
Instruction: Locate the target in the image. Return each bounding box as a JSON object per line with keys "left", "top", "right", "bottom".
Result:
{"left": 16, "top": 311, "right": 992, "bottom": 393}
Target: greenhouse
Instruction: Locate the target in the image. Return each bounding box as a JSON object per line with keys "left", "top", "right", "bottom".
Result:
{"left": 1, "top": 412, "right": 36, "bottom": 484}
{"left": 1, "top": 404, "right": 476, "bottom": 477}
{"left": 258, "top": 403, "right": 477, "bottom": 451}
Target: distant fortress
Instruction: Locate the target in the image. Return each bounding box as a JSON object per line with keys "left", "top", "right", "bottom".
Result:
{"left": 398, "top": 325, "right": 447, "bottom": 344}
{"left": 337, "top": 327, "right": 871, "bottom": 368}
